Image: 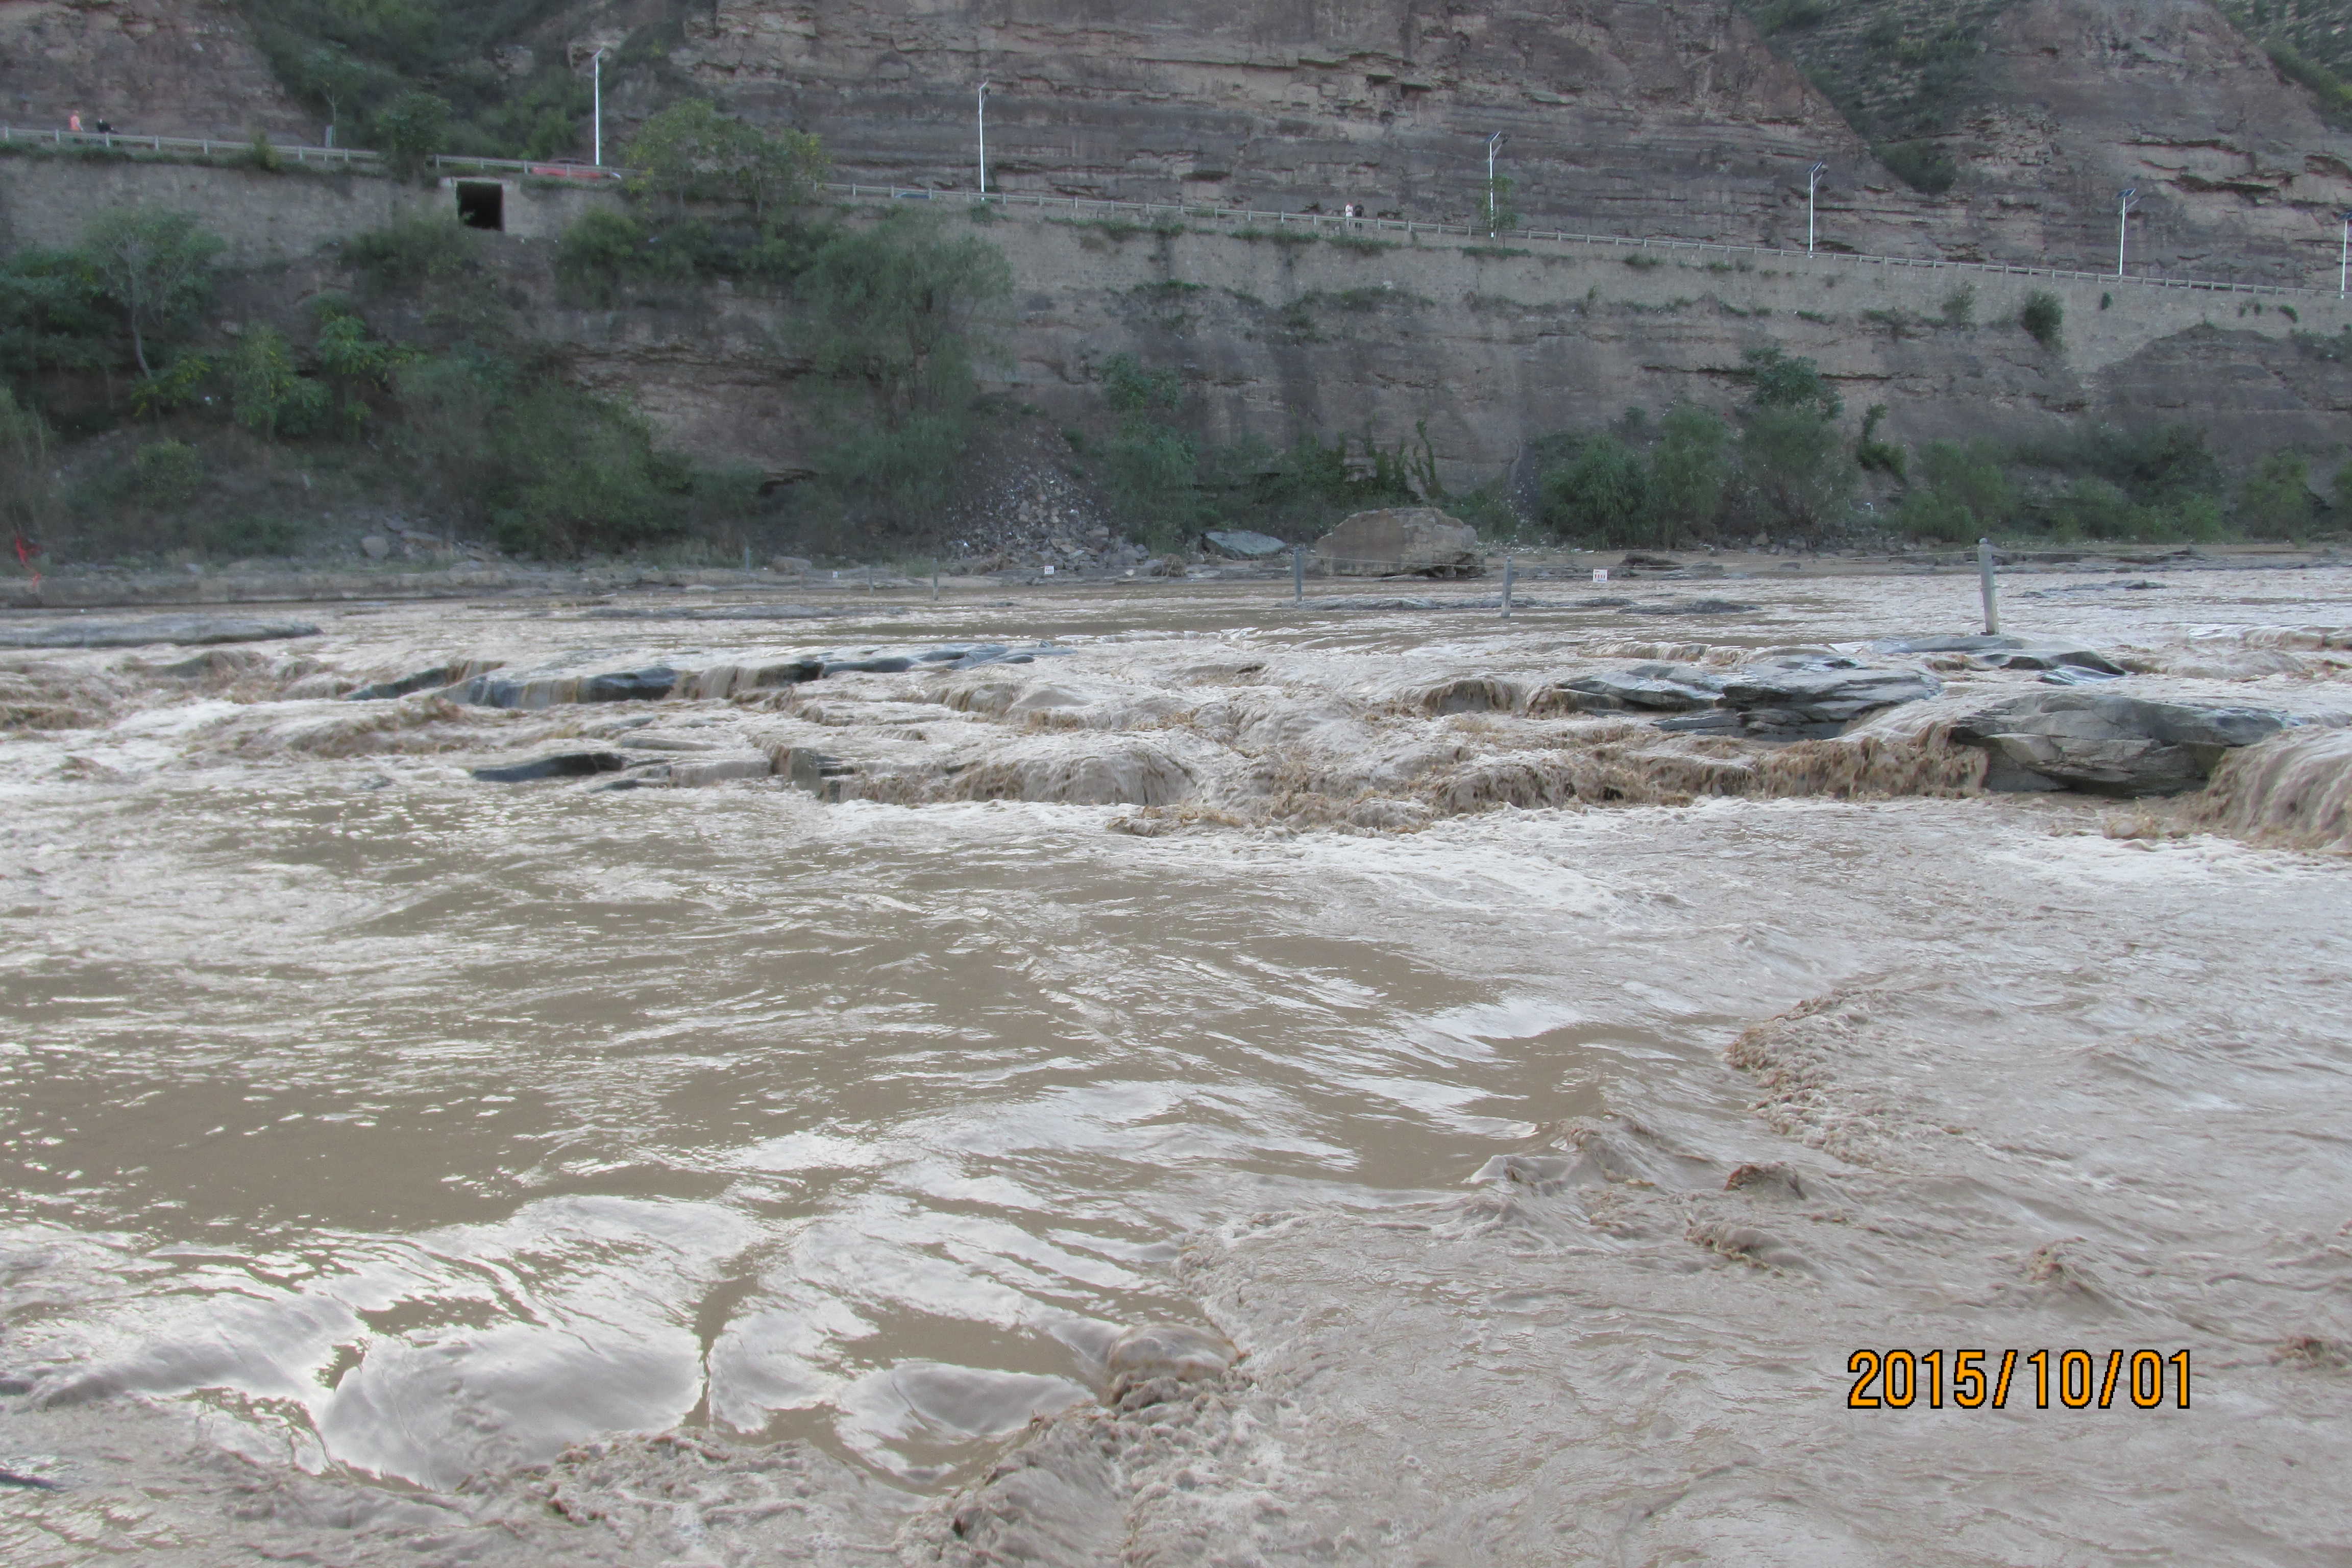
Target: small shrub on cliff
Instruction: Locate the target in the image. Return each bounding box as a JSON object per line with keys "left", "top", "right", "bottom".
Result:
{"left": 2020, "top": 291, "right": 2064, "bottom": 349}
{"left": 1877, "top": 140, "right": 1957, "bottom": 195}
{"left": 0, "top": 248, "right": 115, "bottom": 383}
{"left": 228, "top": 325, "right": 332, "bottom": 444}
{"left": 0, "top": 386, "right": 56, "bottom": 542}
{"left": 1856, "top": 404, "right": 1905, "bottom": 479}
{"left": 344, "top": 214, "right": 479, "bottom": 295}
{"left": 1739, "top": 346, "right": 1841, "bottom": 419}
{"left": 553, "top": 211, "right": 695, "bottom": 305}
{"left": 130, "top": 439, "right": 205, "bottom": 508}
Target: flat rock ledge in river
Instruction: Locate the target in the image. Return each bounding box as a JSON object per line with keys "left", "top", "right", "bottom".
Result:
{"left": 1951, "top": 692, "right": 2294, "bottom": 795}
{"left": 0, "top": 615, "right": 321, "bottom": 649}
{"left": 1656, "top": 659, "right": 1944, "bottom": 739}
{"left": 1535, "top": 664, "right": 1727, "bottom": 714}
{"left": 1870, "top": 633, "right": 2129, "bottom": 684}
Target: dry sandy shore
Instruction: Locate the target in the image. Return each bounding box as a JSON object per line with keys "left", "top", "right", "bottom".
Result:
{"left": 1, "top": 565, "right": 2348, "bottom": 1565}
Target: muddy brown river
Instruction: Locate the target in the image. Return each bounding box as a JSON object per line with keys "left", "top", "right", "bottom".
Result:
{"left": 2, "top": 565, "right": 2348, "bottom": 1564}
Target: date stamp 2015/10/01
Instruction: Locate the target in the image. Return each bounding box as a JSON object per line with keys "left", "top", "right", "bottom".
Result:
{"left": 1847, "top": 1349, "right": 2191, "bottom": 1410}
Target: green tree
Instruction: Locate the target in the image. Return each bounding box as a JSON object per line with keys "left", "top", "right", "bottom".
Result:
{"left": 1648, "top": 404, "right": 1731, "bottom": 541}
{"left": 797, "top": 211, "right": 1011, "bottom": 431}
{"left": 1095, "top": 353, "right": 1203, "bottom": 549}
{"left": 376, "top": 90, "right": 451, "bottom": 178}
{"left": 1897, "top": 439, "right": 2013, "bottom": 541}
{"left": 77, "top": 208, "right": 225, "bottom": 377}
{"left": 626, "top": 101, "right": 827, "bottom": 218}
{"left": 2235, "top": 449, "right": 2312, "bottom": 535}
{"left": 1734, "top": 347, "right": 1850, "bottom": 535}
{"left": 1541, "top": 433, "right": 1649, "bottom": 545}
{"left": 1738, "top": 405, "right": 1853, "bottom": 534}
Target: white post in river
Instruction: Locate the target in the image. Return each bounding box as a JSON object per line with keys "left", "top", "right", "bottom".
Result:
{"left": 1292, "top": 546, "right": 1305, "bottom": 606}
{"left": 1500, "top": 554, "right": 1513, "bottom": 619}
{"left": 1978, "top": 537, "right": 2000, "bottom": 635}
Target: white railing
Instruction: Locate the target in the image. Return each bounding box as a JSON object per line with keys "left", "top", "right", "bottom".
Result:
{"left": 2, "top": 125, "right": 2337, "bottom": 299}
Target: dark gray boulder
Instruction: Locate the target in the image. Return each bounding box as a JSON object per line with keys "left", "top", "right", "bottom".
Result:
{"left": 471, "top": 752, "right": 630, "bottom": 782}
{"left": 459, "top": 666, "right": 679, "bottom": 707}
{"left": 1716, "top": 664, "right": 1943, "bottom": 733}
{"left": 1538, "top": 664, "right": 1726, "bottom": 714}
{"left": 1951, "top": 693, "right": 2292, "bottom": 795}
{"left": 820, "top": 656, "right": 916, "bottom": 674}
{"left": 347, "top": 665, "right": 461, "bottom": 701}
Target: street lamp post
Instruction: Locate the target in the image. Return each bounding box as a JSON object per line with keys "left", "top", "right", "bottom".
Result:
{"left": 2117, "top": 187, "right": 2138, "bottom": 278}
{"left": 1486, "top": 132, "right": 1506, "bottom": 235}
{"left": 591, "top": 46, "right": 605, "bottom": 168}
{"left": 978, "top": 82, "right": 990, "bottom": 194}
{"left": 1806, "top": 161, "right": 1826, "bottom": 254}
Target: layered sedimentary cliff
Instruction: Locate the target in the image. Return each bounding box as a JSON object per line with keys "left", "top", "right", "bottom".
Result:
{"left": 681, "top": 0, "right": 1912, "bottom": 242}
{"left": 0, "top": 0, "right": 306, "bottom": 140}
{"left": 669, "top": 0, "right": 2352, "bottom": 283}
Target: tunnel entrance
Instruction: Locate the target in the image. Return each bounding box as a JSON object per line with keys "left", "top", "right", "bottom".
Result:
{"left": 455, "top": 181, "right": 505, "bottom": 231}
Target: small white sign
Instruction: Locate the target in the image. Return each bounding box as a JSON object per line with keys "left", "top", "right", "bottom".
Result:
{"left": 1591, "top": 568, "right": 1609, "bottom": 583}
{"left": 1043, "top": 565, "right": 1056, "bottom": 576}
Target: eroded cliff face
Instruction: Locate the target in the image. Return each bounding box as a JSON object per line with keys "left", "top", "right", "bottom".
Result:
{"left": 1957, "top": 0, "right": 2352, "bottom": 281}
{"left": 0, "top": 0, "right": 306, "bottom": 140}
{"left": 677, "top": 0, "right": 1926, "bottom": 248}
{"left": 462, "top": 213, "right": 2352, "bottom": 487}
{"left": 668, "top": 0, "right": 2352, "bottom": 281}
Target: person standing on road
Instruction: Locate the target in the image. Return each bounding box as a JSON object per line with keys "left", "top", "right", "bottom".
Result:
{"left": 67, "top": 111, "right": 82, "bottom": 132}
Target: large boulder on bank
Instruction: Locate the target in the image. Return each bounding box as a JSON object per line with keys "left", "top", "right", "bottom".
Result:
{"left": 1314, "top": 508, "right": 1482, "bottom": 578}
{"left": 1951, "top": 692, "right": 2292, "bottom": 795}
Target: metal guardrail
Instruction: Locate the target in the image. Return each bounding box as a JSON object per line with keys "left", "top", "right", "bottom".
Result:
{"left": 0, "top": 124, "right": 621, "bottom": 181}
{"left": 831, "top": 183, "right": 2338, "bottom": 300}
{"left": 2, "top": 125, "right": 2336, "bottom": 299}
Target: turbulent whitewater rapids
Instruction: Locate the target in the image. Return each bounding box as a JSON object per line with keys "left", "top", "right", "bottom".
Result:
{"left": 1, "top": 565, "right": 2349, "bottom": 1565}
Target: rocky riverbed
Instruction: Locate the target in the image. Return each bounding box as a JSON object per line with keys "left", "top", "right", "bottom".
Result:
{"left": 1, "top": 567, "right": 2348, "bottom": 1565}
